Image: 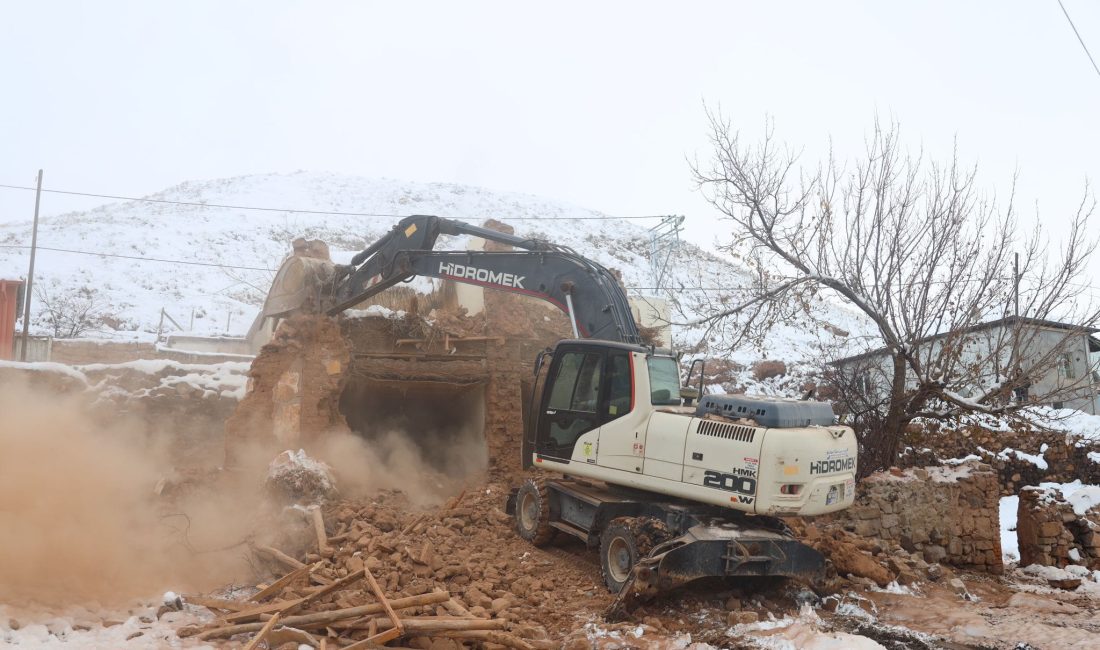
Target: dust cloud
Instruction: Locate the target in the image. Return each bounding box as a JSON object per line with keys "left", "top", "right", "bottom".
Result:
{"left": 313, "top": 424, "right": 489, "bottom": 507}
{"left": 0, "top": 381, "right": 256, "bottom": 606}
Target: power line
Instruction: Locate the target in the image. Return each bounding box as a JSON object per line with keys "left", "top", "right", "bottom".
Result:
{"left": 1057, "top": 0, "right": 1100, "bottom": 81}
{"left": 0, "top": 244, "right": 276, "bottom": 272}
{"left": 0, "top": 182, "right": 665, "bottom": 221}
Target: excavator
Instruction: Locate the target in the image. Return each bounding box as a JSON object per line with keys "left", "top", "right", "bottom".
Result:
{"left": 251, "top": 215, "right": 858, "bottom": 601}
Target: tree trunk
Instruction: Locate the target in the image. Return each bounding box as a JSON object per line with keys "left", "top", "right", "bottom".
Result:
{"left": 858, "top": 351, "right": 908, "bottom": 478}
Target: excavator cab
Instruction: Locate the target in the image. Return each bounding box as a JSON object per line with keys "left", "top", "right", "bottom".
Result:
{"left": 527, "top": 340, "right": 646, "bottom": 463}
{"left": 523, "top": 340, "right": 687, "bottom": 469}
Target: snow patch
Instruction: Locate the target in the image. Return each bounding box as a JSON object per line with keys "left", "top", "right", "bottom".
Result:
{"left": 1000, "top": 495, "right": 1020, "bottom": 563}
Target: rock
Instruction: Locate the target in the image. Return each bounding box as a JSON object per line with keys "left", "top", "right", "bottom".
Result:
{"left": 490, "top": 596, "right": 513, "bottom": 614}
{"left": 922, "top": 545, "right": 947, "bottom": 564}
{"left": 818, "top": 535, "right": 893, "bottom": 587}
{"left": 513, "top": 624, "right": 549, "bottom": 640}
{"left": 949, "top": 577, "right": 972, "bottom": 599}
{"left": 821, "top": 596, "right": 841, "bottom": 612}
{"left": 8, "top": 619, "right": 19, "bottom": 631}
{"left": 727, "top": 611, "right": 760, "bottom": 625}
{"left": 724, "top": 596, "right": 742, "bottom": 611}
{"left": 1048, "top": 577, "right": 1082, "bottom": 590}
{"left": 896, "top": 570, "right": 921, "bottom": 586}
{"left": 1007, "top": 592, "right": 1082, "bottom": 613}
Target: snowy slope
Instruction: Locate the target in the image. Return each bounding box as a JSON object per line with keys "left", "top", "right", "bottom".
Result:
{"left": 0, "top": 172, "right": 868, "bottom": 362}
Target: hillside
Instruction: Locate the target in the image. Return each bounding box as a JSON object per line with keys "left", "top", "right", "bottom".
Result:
{"left": 0, "top": 172, "right": 867, "bottom": 362}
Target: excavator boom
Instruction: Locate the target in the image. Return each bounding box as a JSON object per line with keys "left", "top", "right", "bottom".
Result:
{"left": 249, "top": 215, "right": 642, "bottom": 348}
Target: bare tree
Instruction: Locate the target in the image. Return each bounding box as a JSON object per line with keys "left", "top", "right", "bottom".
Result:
{"left": 34, "top": 282, "right": 110, "bottom": 338}
{"left": 690, "top": 114, "right": 1098, "bottom": 474}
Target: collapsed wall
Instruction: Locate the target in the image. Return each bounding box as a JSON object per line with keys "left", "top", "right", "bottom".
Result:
{"left": 224, "top": 314, "right": 351, "bottom": 464}
{"left": 1017, "top": 486, "right": 1100, "bottom": 570}
{"left": 832, "top": 461, "right": 1004, "bottom": 574}
{"left": 224, "top": 298, "right": 569, "bottom": 480}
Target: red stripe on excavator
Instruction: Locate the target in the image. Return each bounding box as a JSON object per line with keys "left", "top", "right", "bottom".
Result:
{"left": 437, "top": 274, "right": 591, "bottom": 337}
{"left": 629, "top": 352, "right": 635, "bottom": 412}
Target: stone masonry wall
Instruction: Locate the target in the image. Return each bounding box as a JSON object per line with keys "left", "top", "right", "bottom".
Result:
{"left": 1017, "top": 486, "right": 1100, "bottom": 570}
{"left": 835, "top": 461, "right": 1004, "bottom": 573}
{"left": 900, "top": 422, "right": 1100, "bottom": 494}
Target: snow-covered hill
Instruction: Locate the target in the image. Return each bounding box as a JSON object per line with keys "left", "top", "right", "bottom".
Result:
{"left": 0, "top": 172, "right": 868, "bottom": 362}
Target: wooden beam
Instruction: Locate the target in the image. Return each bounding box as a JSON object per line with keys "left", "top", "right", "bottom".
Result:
{"left": 364, "top": 567, "right": 403, "bottom": 637}
{"left": 312, "top": 507, "right": 332, "bottom": 555}
{"left": 251, "top": 565, "right": 311, "bottom": 602}
{"left": 191, "top": 592, "right": 450, "bottom": 640}
{"left": 182, "top": 595, "right": 252, "bottom": 613}
{"left": 255, "top": 545, "right": 306, "bottom": 571}
{"left": 241, "top": 612, "right": 280, "bottom": 650}
{"left": 341, "top": 627, "right": 401, "bottom": 650}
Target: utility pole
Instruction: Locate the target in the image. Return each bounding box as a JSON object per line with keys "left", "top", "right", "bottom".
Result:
{"left": 19, "top": 170, "right": 43, "bottom": 361}
{"left": 647, "top": 215, "right": 685, "bottom": 294}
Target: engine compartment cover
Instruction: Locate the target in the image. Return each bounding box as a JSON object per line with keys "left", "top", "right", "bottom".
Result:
{"left": 695, "top": 394, "right": 835, "bottom": 428}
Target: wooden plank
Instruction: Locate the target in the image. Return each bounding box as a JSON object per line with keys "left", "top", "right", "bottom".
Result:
{"left": 443, "top": 630, "right": 538, "bottom": 650}
{"left": 364, "top": 567, "right": 403, "bottom": 637}
{"left": 182, "top": 595, "right": 252, "bottom": 613}
{"left": 224, "top": 597, "right": 306, "bottom": 624}
{"left": 281, "top": 569, "right": 365, "bottom": 616}
{"left": 341, "top": 627, "right": 401, "bottom": 650}
{"left": 191, "top": 592, "right": 451, "bottom": 640}
{"left": 442, "top": 599, "right": 471, "bottom": 617}
{"left": 241, "top": 612, "right": 281, "bottom": 650}
{"left": 251, "top": 565, "right": 311, "bottom": 602}
{"left": 255, "top": 545, "right": 306, "bottom": 571}
{"left": 312, "top": 507, "right": 332, "bottom": 555}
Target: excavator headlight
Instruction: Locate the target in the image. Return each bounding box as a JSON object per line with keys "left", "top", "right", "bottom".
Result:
{"left": 779, "top": 484, "right": 803, "bottom": 495}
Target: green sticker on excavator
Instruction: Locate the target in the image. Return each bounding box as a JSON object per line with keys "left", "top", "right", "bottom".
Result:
{"left": 583, "top": 442, "right": 593, "bottom": 457}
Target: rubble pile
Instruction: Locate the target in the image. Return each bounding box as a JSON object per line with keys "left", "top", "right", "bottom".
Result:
{"left": 180, "top": 481, "right": 611, "bottom": 648}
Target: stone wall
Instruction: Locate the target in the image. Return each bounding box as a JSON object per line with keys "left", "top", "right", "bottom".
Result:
{"left": 834, "top": 461, "right": 1004, "bottom": 574}
{"left": 900, "top": 422, "right": 1100, "bottom": 494}
{"left": 1017, "top": 486, "right": 1100, "bottom": 570}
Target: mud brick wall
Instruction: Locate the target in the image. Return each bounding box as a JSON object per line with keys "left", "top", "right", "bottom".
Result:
{"left": 836, "top": 461, "right": 1003, "bottom": 573}
{"left": 1017, "top": 487, "right": 1100, "bottom": 570}
{"left": 49, "top": 339, "right": 157, "bottom": 364}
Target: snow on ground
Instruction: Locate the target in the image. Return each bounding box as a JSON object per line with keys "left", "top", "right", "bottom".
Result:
{"left": 0, "top": 172, "right": 869, "bottom": 362}
{"left": 730, "top": 606, "right": 887, "bottom": 650}
{"left": 1000, "top": 495, "right": 1020, "bottom": 563}
{"left": 0, "top": 601, "right": 215, "bottom": 648}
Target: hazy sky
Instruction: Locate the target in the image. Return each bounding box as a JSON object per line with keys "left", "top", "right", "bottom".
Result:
{"left": 1, "top": 1, "right": 1098, "bottom": 264}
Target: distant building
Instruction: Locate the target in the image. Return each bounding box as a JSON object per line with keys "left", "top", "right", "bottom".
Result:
{"left": 831, "top": 316, "right": 1100, "bottom": 414}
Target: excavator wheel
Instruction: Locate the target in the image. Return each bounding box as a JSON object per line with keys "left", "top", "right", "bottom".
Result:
{"left": 514, "top": 478, "right": 555, "bottom": 546}
{"left": 599, "top": 516, "right": 671, "bottom": 593}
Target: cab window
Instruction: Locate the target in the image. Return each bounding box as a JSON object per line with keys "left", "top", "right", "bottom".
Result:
{"left": 547, "top": 351, "right": 603, "bottom": 412}
{"left": 648, "top": 356, "right": 681, "bottom": 405}
{"left": 605, "top": 350, "right": 633, "bottom": 421}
